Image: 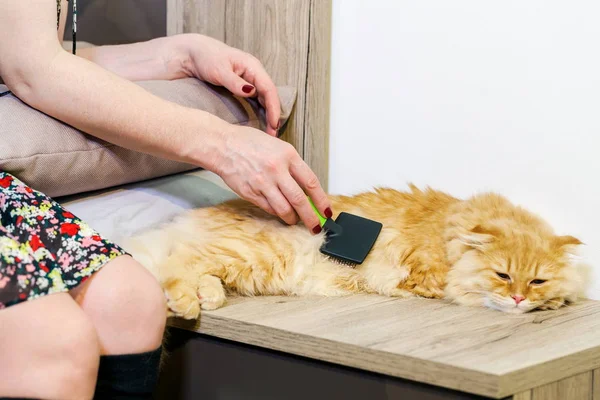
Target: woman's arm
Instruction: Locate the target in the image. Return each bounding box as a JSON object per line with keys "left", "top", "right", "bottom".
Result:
{"left": 0, "top": 0, "right": 332, "bottom": 232}
{"left": 76, "top": 37, "right": 190, "bottom": 82}
{"left": 0, "top": 1, "right": 225, "bottom": 169}
{"left": 77, "top": 34, "right": 282, "bottom": 137}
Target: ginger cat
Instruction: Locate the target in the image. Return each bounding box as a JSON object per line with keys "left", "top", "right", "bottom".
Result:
{"left": 125, "top": 185, "right": 585, "bottom": 319}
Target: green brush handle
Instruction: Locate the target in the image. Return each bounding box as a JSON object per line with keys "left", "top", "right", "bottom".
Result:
{"left": 308, "top": 196, "right": 327, "bottom": 227}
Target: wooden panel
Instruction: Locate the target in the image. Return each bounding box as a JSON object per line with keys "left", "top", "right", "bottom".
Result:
{"left": 224, "top": 0, "right": 311, "bottom": 156}
{"left": 512, "top": 391, "right": 531, "bottom": 400}
{"left": 531, "top": 381, "right": 559, "bottom": 400}
{"left": 169, "top": 295, "right": 600, "bottom": 398}
{"left": 183, "top": 0, "right": 226, "bottom": 41}
{"left": 167, "top": 0, "right": 225, "bottom": 40}
{"left": 530, "top": 371, "right": 592, "bottom": 400}
{"left": 562, "top": 372, "right": 594, "bottom": 400}
{"left": 158, "top": 329, "right": 491, "bottom": 400}
{"left": 166, "top": 0, "right": 184, "bottom": 35}
{"left": 167, "top": 0, "right": 331, "bottom": 188}
{"left": 303, "top": 0, "right": 332, "bottom": 189}
{"left": 593, "top": 369, "right": 600, "bottom": 400}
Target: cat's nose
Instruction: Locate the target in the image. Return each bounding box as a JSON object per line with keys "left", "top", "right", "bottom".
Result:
{"left": 511, "top": 295, "right": 525, "bottom": 305}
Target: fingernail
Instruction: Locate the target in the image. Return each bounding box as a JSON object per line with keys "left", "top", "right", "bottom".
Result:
{"left": 324, "top": 208, "right": 333, "bottom": 219}
{"left": 274, "top": 121, "right": 281, "bottom": 136}
{"left": 242, "top": 84, "right": 254, "bottom": 94}
{"left": 312, "top": 225, "right": 322, "bottom": 234}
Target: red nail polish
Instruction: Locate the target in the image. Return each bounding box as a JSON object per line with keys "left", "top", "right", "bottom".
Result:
{"left": 312, "top": 225, "right": 322, "bottom": 234}
{"left": 242, "top": 84, "right": 254, "bottom": 94}
{"left": 324, "top": 208, "right": 333, "bottom": 219}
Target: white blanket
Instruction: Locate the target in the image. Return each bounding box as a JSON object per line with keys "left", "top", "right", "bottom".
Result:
{"left": 59, "top": 169, "right": 238, "bottom": 244}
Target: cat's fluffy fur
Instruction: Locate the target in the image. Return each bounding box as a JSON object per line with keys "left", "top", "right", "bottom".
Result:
{"left": 125, "top": 185, "right": 585, "bottom": 319}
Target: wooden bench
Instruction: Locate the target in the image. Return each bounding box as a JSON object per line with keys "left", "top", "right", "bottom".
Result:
{"left": 156, "top": 295, "right": 600, "bottom": 399}
{"left": 159, "top": 2, "right": 600, "bottom": 399}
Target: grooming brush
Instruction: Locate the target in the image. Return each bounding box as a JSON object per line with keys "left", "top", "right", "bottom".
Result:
{"left": 309, "top": 198, "right": 383, "bottom": 267}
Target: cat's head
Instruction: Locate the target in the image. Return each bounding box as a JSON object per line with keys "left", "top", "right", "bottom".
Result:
{"left": 446, "top": 220, "right": 585, "bottom": 314}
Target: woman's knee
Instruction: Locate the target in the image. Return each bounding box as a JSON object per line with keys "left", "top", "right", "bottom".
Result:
{"left": 71, "top": 255, "right": 167, "bottom": 354}
{"left": 0, "top": 293, "right": 100, "bottom": 400}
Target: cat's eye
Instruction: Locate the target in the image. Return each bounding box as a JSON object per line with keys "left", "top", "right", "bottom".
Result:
{"left": 496, "top": 272, "right": 511, "bottom": 281}
{"left": 530, "top": 279, "right": 547, "bottom": 285}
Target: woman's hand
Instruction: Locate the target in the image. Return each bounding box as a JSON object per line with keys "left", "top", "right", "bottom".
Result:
{"left": 0, "top": 1, "right": 326, "bottom": 232}
{"left": 214, "top": 124, "right": 332, "bottom": 233}
{"left": 180, "top": 34, "right": 281, "bottom": 137}
{"left": 78, "top": 33, "right": 281, "bottom": 136}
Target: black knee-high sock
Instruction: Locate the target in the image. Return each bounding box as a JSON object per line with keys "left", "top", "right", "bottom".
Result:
{"left": 0, "top": 398, "right": 40, "bottom": 399}
{"left": 94, "top": 347, "right": 162, "bottom": 400}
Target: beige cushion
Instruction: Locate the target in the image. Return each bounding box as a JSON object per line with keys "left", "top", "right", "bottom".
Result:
{"left": 0, "top": 78, "right": 296, "bottom": 197}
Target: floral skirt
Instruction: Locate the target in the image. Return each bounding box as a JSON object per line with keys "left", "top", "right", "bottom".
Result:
{"left": 0, "top": 172, "right": 127, "bottom": 309}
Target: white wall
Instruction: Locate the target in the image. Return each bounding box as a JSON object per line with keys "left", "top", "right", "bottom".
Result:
{"left": 329, "top": 0, "right": 600, "bottom": 299}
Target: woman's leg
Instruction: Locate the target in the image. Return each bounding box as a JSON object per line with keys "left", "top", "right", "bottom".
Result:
{"left": 69, "top": 254, "right": 167, "bottom": 398}
{"left": 69, "top": 255, "right": 167, "bottom": 355}
{"left": 0, "top": 171, "right": 166, "bottom": 398}
{"left": 0, "top": 293, "right": 100, "bottom": 400}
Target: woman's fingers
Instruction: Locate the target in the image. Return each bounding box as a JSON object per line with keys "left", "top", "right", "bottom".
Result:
{"left": 240, "top": 60, "right": 281, "bottom": 136}
{"left": 289, "top": 159, "right": 332, "bottom": 221}
{"left": 260, "top": 85, "right": 281, "bottom": 136}
{"left": 219, "top": 68, "right": 256, "bottom": 98}
{"left": 244, "top": 191, "right": 276, "bottom": 217}
{"left": 219, "top": 125, "right": 331, "bottom": 234}
{"left": 222, "top": 62, "right": 279, "bottom": 136}
{"left": 260, "top": 187, "right": 299, "bottom": 225}
{"left": 278, "top": 176, "right": 323, "bottom": 233}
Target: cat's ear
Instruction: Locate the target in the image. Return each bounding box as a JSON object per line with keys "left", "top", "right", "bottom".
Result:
{"left": 553, "top": 235, "right": 583, "bottom": 249}
{"left": 553, "top": 235, "right": 584, "bottom": 262}
{"left": 458, "top": 225, "right": 500, "bottom": 249}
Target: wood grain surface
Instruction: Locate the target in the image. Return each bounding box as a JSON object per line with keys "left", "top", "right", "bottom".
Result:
{"left": 169, "top": 295, "right": 600, "bottom": 398}
{"left": 525, "top": 371, "right": 593, "bottom": 400}
{"left": 593, "top": 368, "right": 600, "bottom": 400}
{"left": 166, "top": 0, "right": 331, "bottom": 189}
{"left": 165, "top": 2, "right": 599, "bottom": 398}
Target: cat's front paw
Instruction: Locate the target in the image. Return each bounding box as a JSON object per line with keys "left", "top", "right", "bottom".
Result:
{"left": 537, "top": 297, "right": 566, "bottom": 311}
{"left": 197, "top": 275, "right": 227, "bottom": 310}
{"left": 449, "top": 292, "right": 486, "bottom": 307}
{"left": 163, "top": 280, "right": 201, "bottom": 319}
{"left": 386, "top": 288, "right": 414, "bottom": 298}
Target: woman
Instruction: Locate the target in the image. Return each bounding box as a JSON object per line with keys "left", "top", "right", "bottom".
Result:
{"left": 0, "top": 1, "right": 332, "bottom": 399}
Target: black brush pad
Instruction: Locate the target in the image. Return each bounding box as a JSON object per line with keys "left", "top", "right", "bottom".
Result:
{"left": 320, "top": 212, "right": 383, "bottom": 265}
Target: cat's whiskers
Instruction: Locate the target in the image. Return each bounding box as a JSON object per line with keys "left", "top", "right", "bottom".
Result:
{"left": 463, "top": 289, "right": 488, "bottom": 295}
{"left": 544, "top": 299, "right": 571, "bottom": 308}
{"left": 485, "top": 292, "right": 528, "bottom": 312}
